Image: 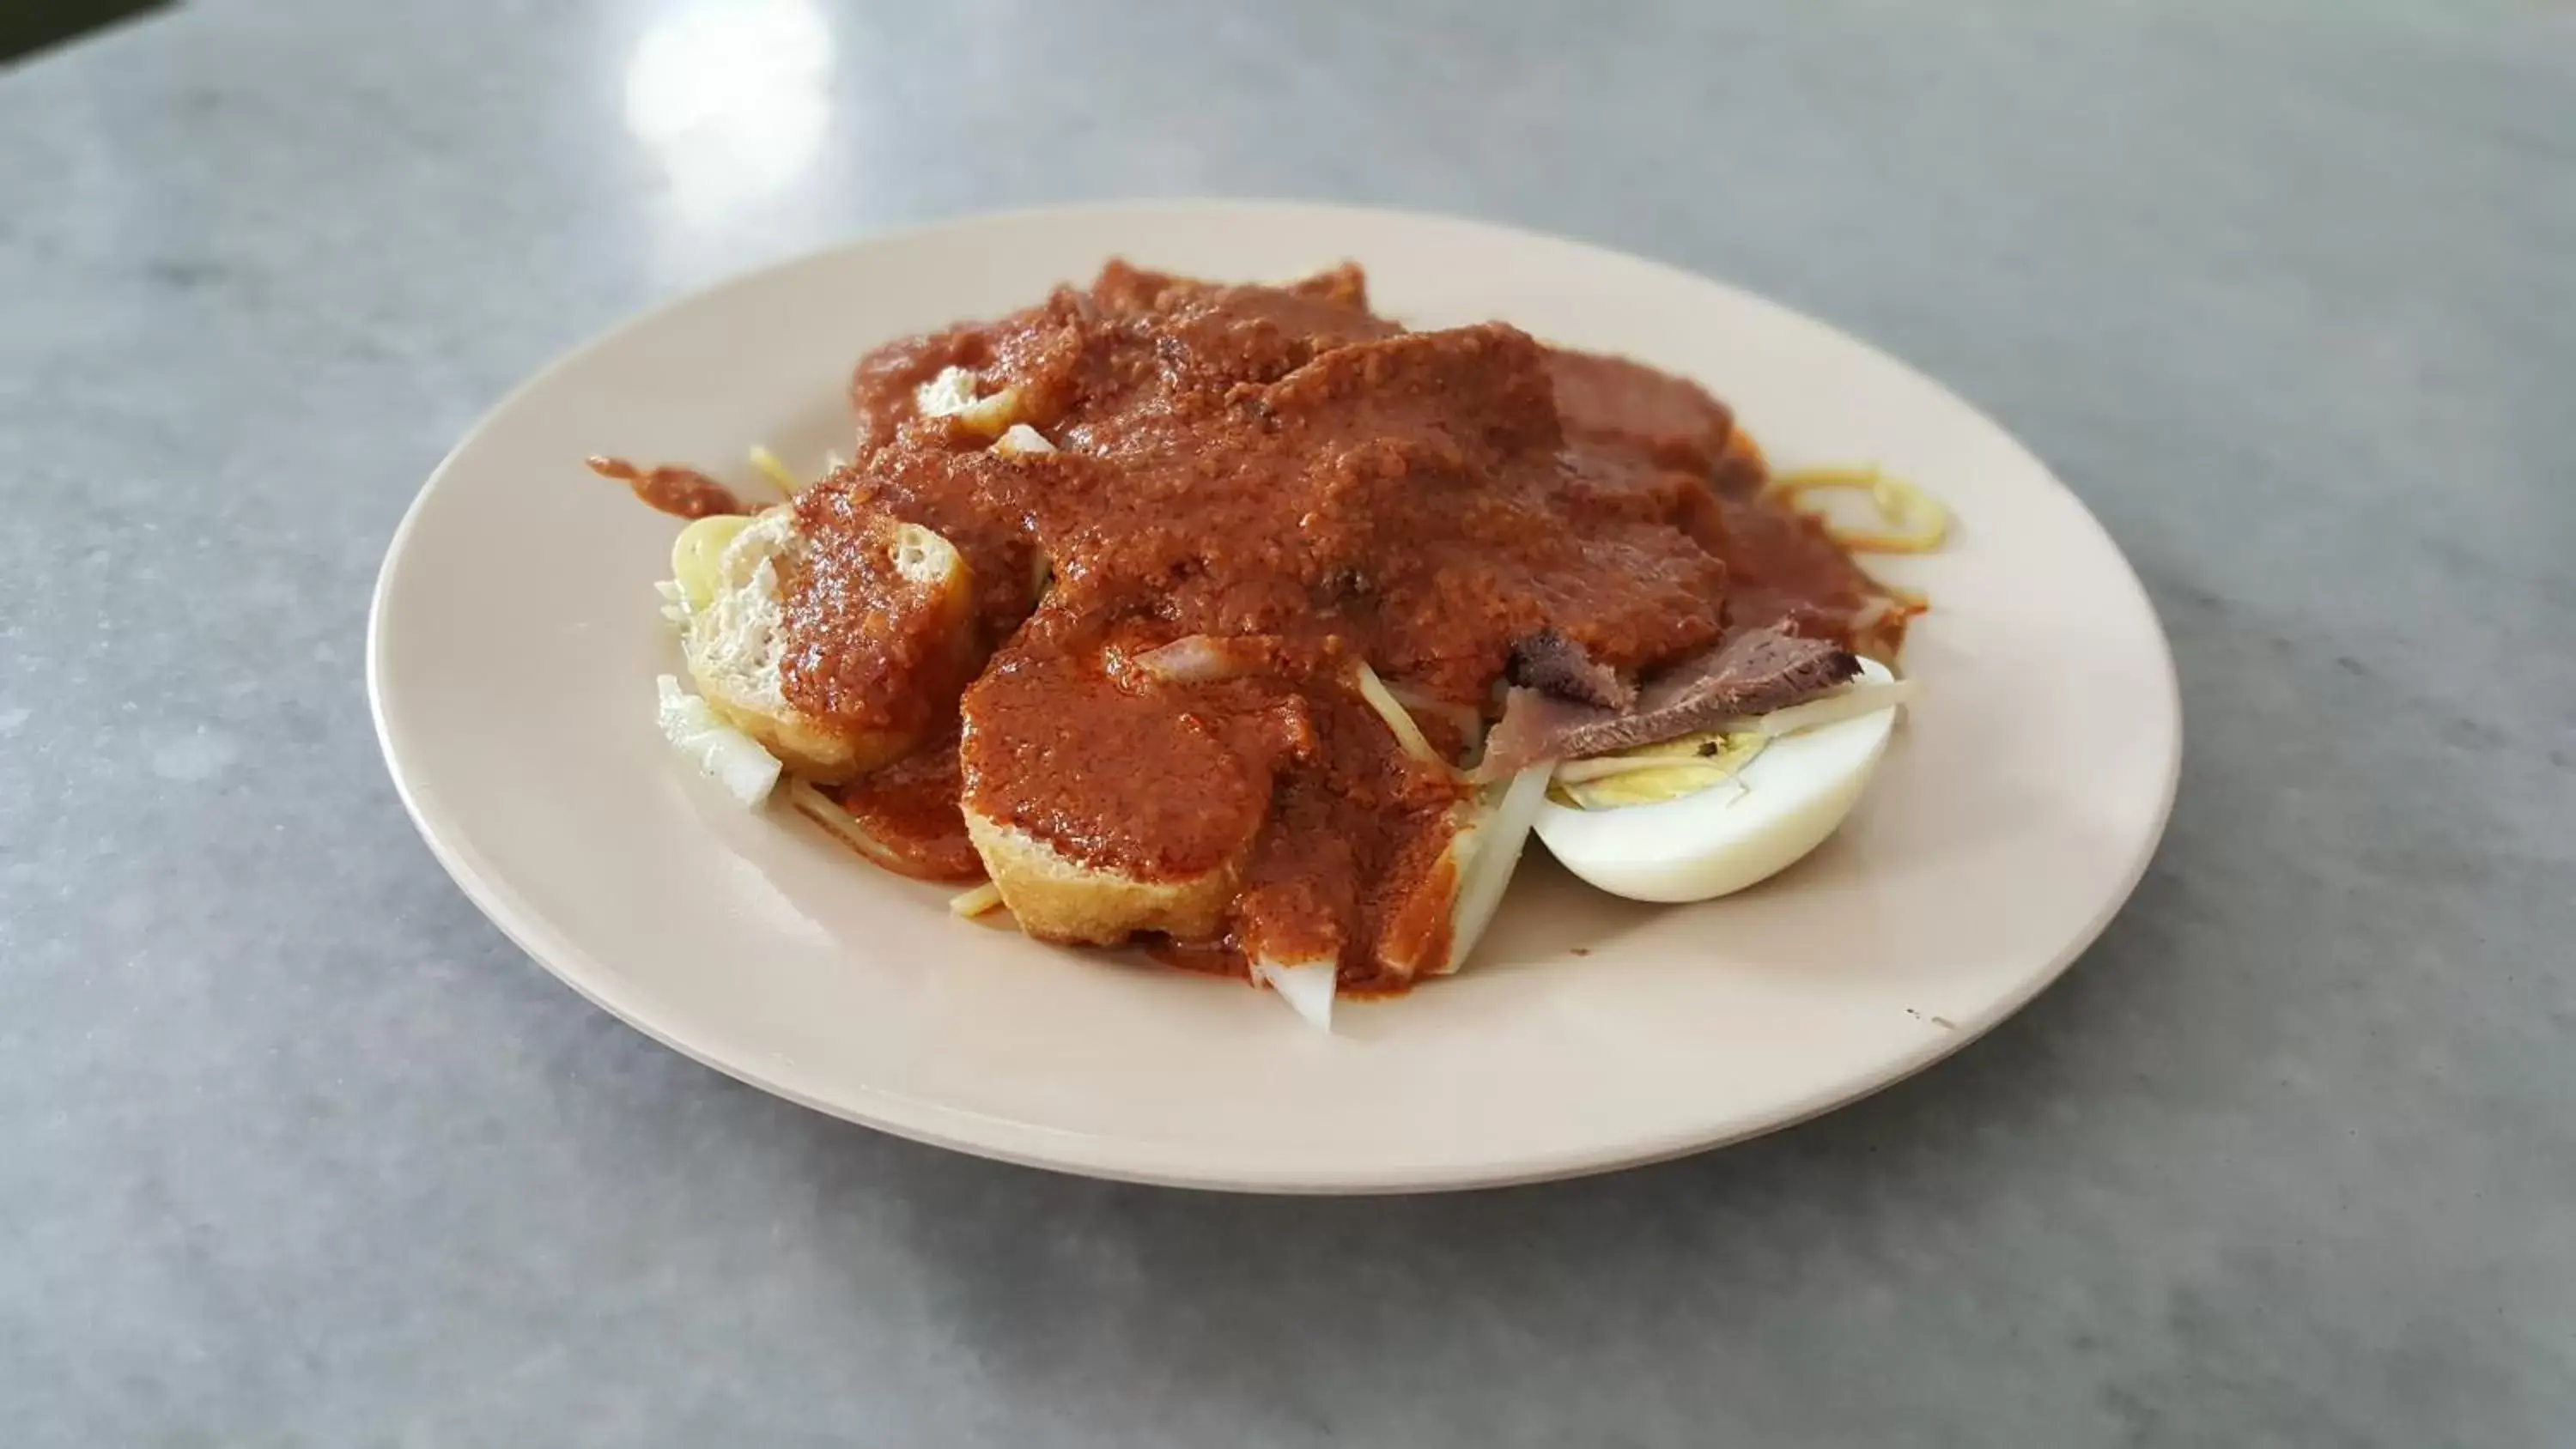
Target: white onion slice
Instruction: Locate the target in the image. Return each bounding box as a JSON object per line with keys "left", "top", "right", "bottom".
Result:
{"left": 1387, "top": 682, "right": 1485, "bottom": 761}
{"left": 1136, "top": 635, "right": 1230, "bottom": 683}
{"left": 654, "top": 675, "right": 782, "bottom": 805}
{"left": 1136, "top": 634, "right": 1266, "bottom": 685}
{"left": 949, "top": 882, "right": 1005, "bottom": 918}
{"left": 1439, "top": 763, "right": 1553, "bottom": 974}
{"left": 1354, "top": 662, "right": 1443, "bottom": 767}
{"left": 1252, "top": 957, "right": 1338, "bottom": 1031}
{"left": 1741, "top": 676, "right": 1918, "bottom": 737}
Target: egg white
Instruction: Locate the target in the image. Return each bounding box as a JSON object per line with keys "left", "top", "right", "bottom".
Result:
{"left": 1533, "top": 658, "right": 1902, "bottom": 903}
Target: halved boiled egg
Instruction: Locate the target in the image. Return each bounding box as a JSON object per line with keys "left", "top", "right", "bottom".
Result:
{"left": 1533, "top": 658, "right": 1907, "bottom": 903}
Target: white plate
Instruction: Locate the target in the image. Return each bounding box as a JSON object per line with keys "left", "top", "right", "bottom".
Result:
{"left": 369, "top": 202, "right": 2178, "bottom": 1192}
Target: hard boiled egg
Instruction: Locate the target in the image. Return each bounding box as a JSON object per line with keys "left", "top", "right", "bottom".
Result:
{"left": 1533, "top": 658, "right": 1905, "bottom": 903}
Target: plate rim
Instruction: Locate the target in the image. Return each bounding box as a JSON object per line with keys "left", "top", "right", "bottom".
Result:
{"left": 368, "top": 197, "right": 2183, "bottom": 1193}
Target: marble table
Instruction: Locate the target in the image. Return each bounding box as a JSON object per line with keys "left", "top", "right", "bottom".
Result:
{"left": 3, "top": 1, "right": 2569, "bottom": 1442}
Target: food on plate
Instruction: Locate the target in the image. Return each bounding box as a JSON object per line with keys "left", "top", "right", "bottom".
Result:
{"left": 1534, "top": 657, "right": 1913, "bottom": 902}
{"left": 670, "top": 504, "right": 981, "bottom": 781}
{"left": 597, "top": 262, "right": 1941, "bottom": 1027}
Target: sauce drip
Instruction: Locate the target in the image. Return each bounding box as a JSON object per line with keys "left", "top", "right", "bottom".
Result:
{"left": 587, "top": 456, "right": 747, "bottom": 518}
{"left": 825, "top": 737, "right": 983, "bottom": 883}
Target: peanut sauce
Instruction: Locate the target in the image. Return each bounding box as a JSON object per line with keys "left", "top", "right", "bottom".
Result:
{"left": 768, "top": 263, "right": 1903, "bottom": 988}
{"left": 824, "top": 735, "right": 984, "bottom": 884}
{"left": 586, "top": 456, "right": 747, "bottom": 518}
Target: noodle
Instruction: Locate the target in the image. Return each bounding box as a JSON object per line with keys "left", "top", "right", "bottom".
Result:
{"left": 1766, "top": 465, "right": 1947, "bottom": 553}
{"left": 785, "top": 779, "right": 913, "bottom": 872}
{"left": 1352, "top": 661, "right": 1446, "bottom": 769}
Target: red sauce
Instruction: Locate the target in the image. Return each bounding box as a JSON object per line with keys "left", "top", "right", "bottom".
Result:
{"left": 735, "top": 263, "right": 1905, "bottom": 988}
{"left": 825, "top": 737, "right": 982, "bottom": 883}
{"left": 1711, "top": 494, "right": 1915, "bottom": 658}
{"left": 960, "top": 630, "right": 1294, "bottom": 882}
{"left": 586, "top": 456, "right": 746, "bottom": 518}
{"left": 779, "top": 506, "right": 979, "bottom": 745}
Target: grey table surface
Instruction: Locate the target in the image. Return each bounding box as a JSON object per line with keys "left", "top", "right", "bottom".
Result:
{"left": 4, "top": 0, "right": 2573, "bottom": 1444}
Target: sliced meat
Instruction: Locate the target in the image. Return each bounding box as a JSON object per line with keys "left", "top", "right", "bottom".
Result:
{"left": 1634, "top": 626, "right": 1859, "bottom": 718}
{"left": 1477, "top": 626, "right": 1860, "bottom": 779}
{"left": 1506, "top": 629, "right": 1636, "bottom": 709}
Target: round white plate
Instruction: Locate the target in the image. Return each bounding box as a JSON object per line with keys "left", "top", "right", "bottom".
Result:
{"left": 370, "top": 202, "right": 2178, "bottom": 1192}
